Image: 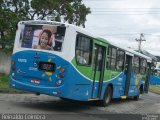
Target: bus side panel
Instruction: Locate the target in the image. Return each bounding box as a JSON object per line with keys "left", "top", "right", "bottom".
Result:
{"left": 63, "top": 64, "right": 93, "bottom": 101}
{"left": 128, "top": 72, "right": 145, "bottom": 97}
{"left": 100, "top": 72, "right": 125, "bottom": 100}
{"left": 128, "top": 72, "right": 138, "bottom": 96}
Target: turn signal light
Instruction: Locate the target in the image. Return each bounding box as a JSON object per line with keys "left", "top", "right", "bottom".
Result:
{"left": 61, "top": 68, "right": 65, "bottom": 73}
{"left": 59, "top": 73, "right": 64, "bottom": 78}
{"left": 11, "top": 61, "right": 15, "bottom": 65}
{"left": 11, "top": 61, "right": 15, "bottom": 71}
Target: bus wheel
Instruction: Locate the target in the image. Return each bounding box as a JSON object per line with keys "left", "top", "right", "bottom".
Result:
{"left": 133, "top": 94, "right": 139, "bottom": 101}
{"left": 101, "top": 86, "right": 112, "bottom": 107}
{"left": 134, "top": 88, "right": 140, "bottom": 101}
{"left": 140, "top": 85, "right": 144, "bottom": 94}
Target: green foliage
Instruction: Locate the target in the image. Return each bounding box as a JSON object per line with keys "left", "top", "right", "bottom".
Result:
{"left": 0, "top": 75, "right": 23, "bottom": 93}
{"left": 0, "top": 0, "right": 91, "bottom": 51}
{"left": 0, "top": 75, "right": 9, "bottom": 91}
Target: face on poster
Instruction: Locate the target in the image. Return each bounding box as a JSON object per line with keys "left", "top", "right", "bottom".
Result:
{"left": 21, "top": 24, "right": 66, "bottom": 52}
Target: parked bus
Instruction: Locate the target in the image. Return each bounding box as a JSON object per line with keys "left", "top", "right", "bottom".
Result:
{"left": 10, "top": 20, "right": 152, "bottom": 106}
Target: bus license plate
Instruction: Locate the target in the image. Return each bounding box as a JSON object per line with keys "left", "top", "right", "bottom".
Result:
{"left": 38, "top": 62, "right": 55, "bottom": 72}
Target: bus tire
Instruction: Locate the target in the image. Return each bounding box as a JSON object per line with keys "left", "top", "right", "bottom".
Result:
{"left": 140, "top": 85, "right": 144, "bottom": 94}
{"left": 133, "top": 94, "right": 139, "bottom": 101}
{"left": 134, "top": 87, "right": 140, "bottom": 101}
{"left": 100, "top": 86, "right": 112, "bottom": 107}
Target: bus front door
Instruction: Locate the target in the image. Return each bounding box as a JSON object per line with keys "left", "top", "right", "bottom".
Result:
{"left": 124, "top": 55, "right": 132, "bottom": 96}
{"left": 91, "top": 44, "right": 106, "bottom": 99}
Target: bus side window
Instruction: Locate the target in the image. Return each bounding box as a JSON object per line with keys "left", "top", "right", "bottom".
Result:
{"left": 140, "top": 58, "right": 147, "bottom": 74}
{"left": 93, "top": 46, "right": 103, "bottom": 71}
{"left": 106, "top": 47, "right": 111, "bottom": 68}
{"left": 75, "top": 34, "right": 92, "bottom": 66}
{"left": 106, "top": 46, "right": 117, "bottom": 70}
{"left": 110, "top": 47, "right": 117, "bottom": 70}
{"left": 133, "top": 56, "right": 140, "bottom": 74}
{"left": 116, "top": 50, "right": 125, "bottom": 71}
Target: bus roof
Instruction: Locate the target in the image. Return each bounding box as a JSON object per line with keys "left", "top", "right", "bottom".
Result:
{"left": 19, "top": 20, "right": 65, "bottom": 26}
{"left": 115, "top": 43, "right": 152, "bottom": 62}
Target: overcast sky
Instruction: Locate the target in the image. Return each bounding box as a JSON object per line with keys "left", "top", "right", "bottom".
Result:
{"left": 83, "top": 0, "right": 160, "bottom": 56}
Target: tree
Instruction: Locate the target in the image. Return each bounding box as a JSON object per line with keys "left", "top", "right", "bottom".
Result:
{"left": 0, "top": 0, "right": 91, "bottom": 50}
{"left": 0, "top": 0, "right": 30, "bottom": 49}
{"left": 30, "top": 0, "right": 91, "bottom": 27}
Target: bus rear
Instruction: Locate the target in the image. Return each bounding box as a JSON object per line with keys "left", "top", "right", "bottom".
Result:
{"left": 10, "top": 21, "right": 70, "bottom": 97}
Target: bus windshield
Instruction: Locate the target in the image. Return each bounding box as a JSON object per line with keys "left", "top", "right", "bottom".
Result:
{"left": 20, "top": 24, "right": 66, "bottom": 52}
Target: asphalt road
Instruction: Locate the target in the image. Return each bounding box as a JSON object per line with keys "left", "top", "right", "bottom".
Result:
{"left": 0, "top": 92, "right": 159, "bottom": 120}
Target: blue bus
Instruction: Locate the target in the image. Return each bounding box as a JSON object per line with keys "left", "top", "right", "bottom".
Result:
{"left": 10, "top": 20, "right": 152, "bottom": 106}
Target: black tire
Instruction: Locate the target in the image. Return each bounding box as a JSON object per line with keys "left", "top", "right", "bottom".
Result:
{"left": 133, "top": 94, "right": 139, "bottom": 101}
{"left": 100, "top": 86, "right": 112, "bottom": 107}
{"left": 134, "top": 87, "right": 140, "bottom": 101}
{"left": 140, "top": 85, "right": 144, "bottom": 94}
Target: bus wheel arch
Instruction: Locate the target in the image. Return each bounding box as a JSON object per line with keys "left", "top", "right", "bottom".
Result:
{"left": 108, "top": 83, "right": 113, "bottom": 95}
{"left": 134, "top": 84, "right": 143, "bottom": 101}
{"left": 100, "top": 83, "right": 113, "bottom": 107}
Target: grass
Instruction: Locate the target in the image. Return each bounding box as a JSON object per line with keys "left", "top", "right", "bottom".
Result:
{"left": 149, "top": 85, "right": 160, "bottom": 95}
{"left": 0, "top": 75, "right": 9, "bottom": 91}
{"left": 0, "top": 75, "right": 23, "bottom": 93}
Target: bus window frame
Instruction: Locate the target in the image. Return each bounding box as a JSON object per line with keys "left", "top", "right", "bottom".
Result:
{"left": 106, "top": 45, "right": 117, "bottom": 70}
{"left": 75, "top": 33, "right": 93, "bottom": 66}
{"left": 116, "top": 49, "right": 125, "bottom": 71}
{"left": 140, "top": 58, "right": 147, "bottom": 74}
{"left": 133, "top": 55, "right": 140, "bottom": 74}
